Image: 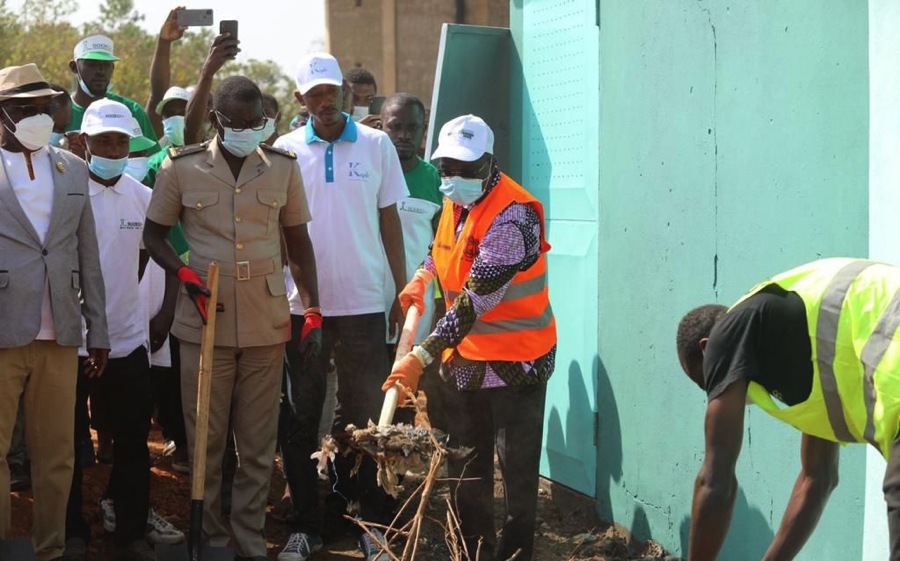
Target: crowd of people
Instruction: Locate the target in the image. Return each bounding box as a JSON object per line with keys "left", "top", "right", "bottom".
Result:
{"left": 0, "top": 7, "right": 558, "bottom": 561}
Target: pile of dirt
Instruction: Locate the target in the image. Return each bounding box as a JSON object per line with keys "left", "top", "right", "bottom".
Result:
{"left": 10, "top": 426, "right": 679, "bottom": 561}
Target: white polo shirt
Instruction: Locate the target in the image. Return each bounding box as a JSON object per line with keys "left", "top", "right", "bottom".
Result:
{"left": 80, "top": 173, "right": 152, "bottom": 358}
{"left": 275, "top": 115, "right": 408, "bottom": 317}
{"left": 1, "top": 147, "right": 56, "bottom": 340}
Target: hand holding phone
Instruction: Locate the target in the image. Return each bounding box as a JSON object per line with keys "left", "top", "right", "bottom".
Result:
{"left": 217, "top": 20, "right": 239, "bottom": 61}
{"left": 177, "top": 8, "right": 214, "bottom": 27}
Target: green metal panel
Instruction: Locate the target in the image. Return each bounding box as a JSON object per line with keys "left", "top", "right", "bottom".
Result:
{"left": 427, "top": 24, "right": 512, "bottom": 166}
{"left": 592, "top": 1, "right": 869, "bottom": 559}
{"left": 513, "top": 0, "right": 601, "bottom": 497}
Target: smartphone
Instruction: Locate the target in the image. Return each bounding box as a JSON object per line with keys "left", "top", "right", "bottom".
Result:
{"left": 369, "top": 96, "right": 386, "bottom": 115}
{"left": 176, "top": 9, "right": 213, "bottom": 27}
{"left": 219, "top": 20, "right": 239, "bottom": 41}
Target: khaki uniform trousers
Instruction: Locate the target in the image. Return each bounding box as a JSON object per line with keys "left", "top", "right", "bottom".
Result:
{"left": 0, "top": 341, "right": 77, "bottom": 561}
{"left": 180, "top": 341, "right": 283, "bottom": 557}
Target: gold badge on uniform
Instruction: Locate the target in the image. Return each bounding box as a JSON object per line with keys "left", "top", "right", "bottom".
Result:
{"left": 55, "top": 162, "right": 66, "bottom": 174}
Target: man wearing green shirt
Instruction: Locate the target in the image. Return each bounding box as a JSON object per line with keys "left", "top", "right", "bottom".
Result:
{"left": 67, "top": 35, "right": 160, "bottom": 156}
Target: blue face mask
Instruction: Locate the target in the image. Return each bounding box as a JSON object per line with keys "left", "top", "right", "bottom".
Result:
{"left": 49, "top": 131, "right": 65, "bottom": 147}
{"left": 440, "top": 176, "right": 485, "bottom": 206}
{"left": 77, "top": 72, "right": 112, "bottom": 99}
{"left": 163, "top": 116, "right": 185, "bottom": 146}
{"left": 220, "top": 127, "right": 263, "bottom": 158}
{"left": 88, "top": 153, "right": 128, "bottom": 180}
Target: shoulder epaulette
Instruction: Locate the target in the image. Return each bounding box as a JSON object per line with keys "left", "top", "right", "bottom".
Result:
{"left": 260, "top": 143, "right": 297, "bottom": 160}
{"left": 168, "top": 141, "right": 210, "bottom": 160}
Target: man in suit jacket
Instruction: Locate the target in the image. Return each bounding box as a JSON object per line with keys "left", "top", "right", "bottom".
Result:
{"left": 0, "top": 63, "right": 109, "bottom": 561}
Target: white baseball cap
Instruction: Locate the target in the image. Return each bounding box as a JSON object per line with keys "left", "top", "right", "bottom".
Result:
{"left": 74, "top": 35, "right": 119, "bottom": 62}
{"left": 155, "top": 86, "right": 191, "bottom": 114}
{"left": 431, "top": 115, "right": 495, "bottom": 162}
{"left": 82, "top": 99, "right": 135, "bottom": 137}
{"left": 295, "top": 52, "right": 342, "bottom": 96}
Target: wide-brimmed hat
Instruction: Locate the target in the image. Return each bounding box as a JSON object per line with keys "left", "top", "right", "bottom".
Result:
{"left": 0, "top": 64, "right": 62, "bottom": 101}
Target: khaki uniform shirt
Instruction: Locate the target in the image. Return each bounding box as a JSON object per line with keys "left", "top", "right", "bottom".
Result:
{"left": 146, "top": 139, "right": 311, "bottom": 348}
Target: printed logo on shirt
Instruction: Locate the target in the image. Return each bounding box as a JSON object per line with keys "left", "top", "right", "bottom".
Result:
{"left": 463, "top": 236, "right": 479, "bottom": 262}
{"left": 399, "top": 200, "right": 429, "bottom": 215}
{"left": 347, "top": 162, "right": 369, "bottom": 181}
{"left": 120, "top": 219, "right": 143, "bottom": 231}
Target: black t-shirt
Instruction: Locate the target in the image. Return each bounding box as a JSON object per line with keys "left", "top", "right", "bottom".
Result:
{"left": 703, "top": 285, "right": 813, "bottom": 405}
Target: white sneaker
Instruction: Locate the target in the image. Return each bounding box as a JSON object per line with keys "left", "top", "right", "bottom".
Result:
{"left": 99, "top": 497, "right": 116, "bottom": 533}
{"left": 145, "top": 508, "right": 185, "bottom": 545}
{"left": 278, "top": 532, "right": 323, "bottom": 561}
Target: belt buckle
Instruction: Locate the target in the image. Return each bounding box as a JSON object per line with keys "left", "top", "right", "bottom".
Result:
{"left": 236, "top": 261, "right": 251, "bottom": 281}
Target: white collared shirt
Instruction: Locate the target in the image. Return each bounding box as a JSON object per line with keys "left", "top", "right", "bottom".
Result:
{"left": 79, "top": 173, "right": 152, "bottom": 358}
{"left": 275, "top": 116, "right": 408, "bottom": 317}
{"left": 1, "top": 147, "right": 56, "bottom": 340}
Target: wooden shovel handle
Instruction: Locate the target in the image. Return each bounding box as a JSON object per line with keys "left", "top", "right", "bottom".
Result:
{"left": 191, "top": 262, "right": 219, "bottom": 501}
{"left": 378, "top": 305, "right": 420, "bottom": 427}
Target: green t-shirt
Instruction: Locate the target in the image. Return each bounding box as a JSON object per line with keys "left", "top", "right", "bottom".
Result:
{"left": 143, "top": 149, "right": 189, "bottom": 256}
{"left": 68, "top": 91, "right": 161, "bottom": 156}
{"left": 403, "top": 158, "right": 442, "bottom": 206}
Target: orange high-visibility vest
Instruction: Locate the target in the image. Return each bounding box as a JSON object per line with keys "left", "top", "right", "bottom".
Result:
{"left": 432, "top": 173, "right": 557, "bottom": 363}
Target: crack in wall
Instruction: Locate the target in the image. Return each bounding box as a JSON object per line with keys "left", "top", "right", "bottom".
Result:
{"left": 697, "top": 0, "right": 719, "bottom": 298}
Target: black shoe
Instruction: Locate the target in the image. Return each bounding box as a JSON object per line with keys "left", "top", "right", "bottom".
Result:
{"left": 9, "top": 461, "right": 30, "bottom": 492}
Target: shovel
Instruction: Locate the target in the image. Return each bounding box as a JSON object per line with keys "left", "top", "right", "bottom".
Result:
{"left": 378, "top": 306, "right": 420, "bottom": 427}
{"left": 157, "top": 262, "right": 233, "bottom": 561}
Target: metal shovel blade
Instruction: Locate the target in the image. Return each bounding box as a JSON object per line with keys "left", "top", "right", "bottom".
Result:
{"left": 0, "top": 538, "right": 35, "bottom": 560}
{"left": 155, "top": 543, "right": 234, "bottom": 561}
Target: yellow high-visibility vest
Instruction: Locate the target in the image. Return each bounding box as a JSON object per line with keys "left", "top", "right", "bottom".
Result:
{"left": 734, "top": 258, "right": 900, "bottom": 458}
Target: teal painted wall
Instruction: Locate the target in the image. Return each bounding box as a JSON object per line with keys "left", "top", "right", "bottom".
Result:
{"left": 512, "top": 0, "right": 872, "bottom": 558}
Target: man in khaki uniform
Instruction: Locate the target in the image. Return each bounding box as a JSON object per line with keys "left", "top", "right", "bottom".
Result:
{"left": 143, "top": 76, "right": 321, "bottom": 561}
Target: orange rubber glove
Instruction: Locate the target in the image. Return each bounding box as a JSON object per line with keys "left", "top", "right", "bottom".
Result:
{"left": 381, "top": 351, "right": 425, "bottom": 394}
{"left": 399, "top": 269, "right": 434, "bottom": 315}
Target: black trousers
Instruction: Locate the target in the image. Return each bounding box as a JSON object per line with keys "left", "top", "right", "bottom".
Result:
{"left": 152, "top": 337, "right": 186, "bottom": 448}
{"left": 884, "top": 434, "right": 900, "bottom": 559}
{"left": 281, "top": 312, "right": 392, "bottom": 534}
{"left": 280, "top": 314, "right": 328, "bottom": 535}
{"left": 445, "top": 381, "right": 547, "bottom": 561}
{"left": 67, "top": 346, "right": 152, "bottom": 545}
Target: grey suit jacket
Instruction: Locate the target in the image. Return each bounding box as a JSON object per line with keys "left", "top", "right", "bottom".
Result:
{"left": 0, "top": 146, "right": 109, "bottom": 349}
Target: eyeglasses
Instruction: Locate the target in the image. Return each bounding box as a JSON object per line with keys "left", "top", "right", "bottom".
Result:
{"left": 215, "top": 110, "right": 268, "bottom": 132}
{"left": 437, "top": 160, "right": 489, "bottom": 180}
{"left": 3, "top": 104, "right": 52, "bottom": 120}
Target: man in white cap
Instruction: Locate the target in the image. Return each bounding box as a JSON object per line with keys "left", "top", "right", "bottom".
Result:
{"left": 63, "top": 98, "right": 183, "bottom": 561}
{"left": 382, "top": 115, "right": 557, "bottom": 561}
{"left": 0, "top": 63, "right": 109, "bottom": 561}
{"left": 274, "top": 52, "right": 407, "bottom": 561}
{"left": 67, "top": 34, "right": 160, "bottom": 156}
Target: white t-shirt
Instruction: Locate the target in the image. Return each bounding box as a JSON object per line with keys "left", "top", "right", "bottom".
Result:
{"left": 139, "top": 259, "right": 171, "bottom": 367}
{"left": 276, "top": 116, "right": 408, "bottom": 317}
{"left": 80, "top": 173, "right": 151, "bottom": 358}
{"left": 1, "top": 147, "right": 56, "bottom": 340}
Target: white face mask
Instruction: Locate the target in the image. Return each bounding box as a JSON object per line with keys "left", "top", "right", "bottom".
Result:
{"left": 162, "top": 115, "right": 185, "bottom": 147}
{"left": 3, "top": 111, "right": 54, "bottom": 151}
{"left": 439, "top": 176, "right": 485, "bottom": 206}
{"left": 221, "top": 127, "right": 262, "bottom": 158}
{"left": 352, "top": 106, "right": 369, "bottom": 121}
{"left": 124, "top": 156, "right": 150, "bottom": 181}
{"left": 261, "top": 117, "right": 276, "bottom": 142}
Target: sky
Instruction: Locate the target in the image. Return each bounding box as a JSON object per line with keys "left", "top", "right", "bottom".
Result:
{"left": 7, "top": 0, "right": 326, "bottom": 75}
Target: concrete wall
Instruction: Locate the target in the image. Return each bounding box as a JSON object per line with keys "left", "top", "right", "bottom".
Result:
{"left": 863, "top": 0, "right": 900, "bottom": 559}
{"left": 512, "top": 0, "right": 875, "bottom": 558}
{"left": 596, "top": 2, "right": 869, "bottom": 558}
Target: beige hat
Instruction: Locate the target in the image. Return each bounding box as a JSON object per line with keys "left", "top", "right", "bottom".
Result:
{"left": 0, "top": 64, "right": 62, "bottom": 101}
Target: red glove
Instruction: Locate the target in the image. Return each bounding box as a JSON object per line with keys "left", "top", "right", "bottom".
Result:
{"left": 399, "top": 270, "right": 434, "bottom": 315}
{"left": 298, "top": 311, "right": 323, "bottom": 366}
{"left": 382, "top": 351, "right": 425, "bottom": 394}
{"left": 177, "top": 267, "right": 211, "bottom": 324}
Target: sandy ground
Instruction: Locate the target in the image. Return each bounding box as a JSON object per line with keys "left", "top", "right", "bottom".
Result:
{"left": 9, "top": 426, "right": 677, "bottom": 561}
